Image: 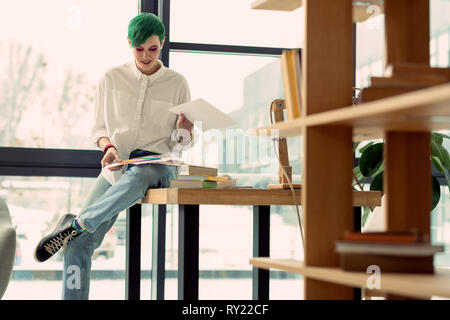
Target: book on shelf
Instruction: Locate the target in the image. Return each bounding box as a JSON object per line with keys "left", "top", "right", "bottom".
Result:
{"left": 342, "top": 230, "right": 427, "bottom": 244}
{"left": 180, "top": 165, "right": 218, "bottom": 176}
{"left": 370, "top": 74, "right": 448, "bottom": 88}
{"left": 384, "top": 63, "right": 450, "bottom": 80}
{"left": 338, "top": 253, "right": 435, "bottom": 273}
{"left": 355, "top": 63, "right": 450, "bottom": 104}
{"left": 335, "top": 235, "right": 444, "bottom": 273}
{"left": 169, "top": 180, "right": 217, "bottom": 189}
{"left": 335, "top": 241, "right": 443, "bottom": 257}
{"left": 280, "top": 49, "right": 302, "bottom": 120}
{"left": 356, "top": 86, "right": 426, "bottom": 104}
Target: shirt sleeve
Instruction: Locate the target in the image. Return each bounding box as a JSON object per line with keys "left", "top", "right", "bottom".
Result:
{"left": 178, "top": 77, "right": 191, "bottom": 105}
{"left": 173, "top": 77, "right": 192, "bottom": 128}
{"left": 91, "top": 76, "right": 108, "bottom": 148}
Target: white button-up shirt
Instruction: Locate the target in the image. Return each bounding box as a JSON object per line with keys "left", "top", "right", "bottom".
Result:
{"left": 92, "top": 59, "right": 191, "bottom": 184}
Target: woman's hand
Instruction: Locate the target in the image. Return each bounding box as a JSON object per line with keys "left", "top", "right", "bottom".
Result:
{"left": 101, "top": 147, "right": 123, "bottom": 171}
{"left": 176, "top": 113, "right": 193, "bottom": 133}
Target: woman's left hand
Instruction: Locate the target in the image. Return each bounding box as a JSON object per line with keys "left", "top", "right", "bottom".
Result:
{"left": 176, "top": 113, "right": 193, "bottom": 133}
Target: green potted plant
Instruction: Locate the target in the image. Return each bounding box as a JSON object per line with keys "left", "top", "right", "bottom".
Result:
{"left": 353, "top": 132, "right": 450, "bottom": 227}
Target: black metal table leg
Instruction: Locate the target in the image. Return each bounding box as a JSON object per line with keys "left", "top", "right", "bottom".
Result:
{"left": 178, "top": 204, "right": 199, "bottom": 300}
{"left": 126, "top": 203, "right": 142, "bottom": 300}
{"left": 253, "top": 205, "right": 270, "bottom": 300}
{"left": 151, "top": 204, "right": 167, "bottom": 300}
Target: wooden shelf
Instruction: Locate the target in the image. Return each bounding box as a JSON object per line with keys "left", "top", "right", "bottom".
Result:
{"left": 250, "top": 0, "right": 445, "bottom": 300}
{"left": 250, "top": 83, "right": 450, "bottom": 140}
{"left": 250, "top": 257, "right": 450, "bottom": 299}
{"left": 142, "top": 188, "right": 381, "bottom": 207}
{"left": 251, "top": 0, "right": 384, "bottom": 22}
{"left": 251, "top": 0, "right": 301, "bottom": 11}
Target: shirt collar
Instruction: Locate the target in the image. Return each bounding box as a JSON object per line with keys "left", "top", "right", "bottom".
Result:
{"left": 130, "top": 58, "right": 166, "bottom": 81}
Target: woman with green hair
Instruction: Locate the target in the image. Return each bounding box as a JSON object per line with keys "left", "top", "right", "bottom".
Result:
{"left": 34, "top": 13, "right": 193, "bottom": 300}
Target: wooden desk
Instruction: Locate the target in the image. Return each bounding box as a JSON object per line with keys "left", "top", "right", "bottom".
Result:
{"left": 126, "top": 188, "right": 381, "bottom": 300}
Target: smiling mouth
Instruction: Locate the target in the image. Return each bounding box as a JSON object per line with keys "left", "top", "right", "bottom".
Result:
{"left": 142, "top": 60, "right": 152, "bottom": 65}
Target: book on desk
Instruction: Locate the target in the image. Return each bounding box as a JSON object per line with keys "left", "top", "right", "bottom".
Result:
{"left": 171, "top": 165, "right": 243, "bottom": 189}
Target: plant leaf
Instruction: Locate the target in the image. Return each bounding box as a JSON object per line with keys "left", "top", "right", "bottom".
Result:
{"left": 361, "top": 206, "right": 372, "bottom": 228}
{"left": 432, "top": 155, "right": 450, "bottom": 200}
{"left": 353, "top": 166, "right": 364, "bottom": 182}
{"left": 353, "top": 142, "right": 361, "bottom": 154}
{"left": 432, "top": 175, "right": 441, "bottom": 211}
{"left": 433, "top": 132, "right": 450, "bottom": 140}
{"left": 431, "top": 141, "right": 450, "bottom": 171}
{"left": 431, "top": 132, "right": 443, "bottom": 146}
{"left": 359, "top": 141, "right": 375, "bottom": 155}
{"left": 370, "top": 171, "right": 383, "bottom": 192}
{"left": 432, "top": 155, "right": 445, "bottom": 173}
{"left": 359, "top": 143, "right": 383, "bottom": 177}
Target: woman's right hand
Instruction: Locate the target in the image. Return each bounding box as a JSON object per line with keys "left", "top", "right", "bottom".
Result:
{"left": 101, "top": 147, "right": 123, "bottom": 171}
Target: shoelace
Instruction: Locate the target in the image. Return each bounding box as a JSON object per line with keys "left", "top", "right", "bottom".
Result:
{"left": 44, "top": 229, "right": 79, "bottom": 255}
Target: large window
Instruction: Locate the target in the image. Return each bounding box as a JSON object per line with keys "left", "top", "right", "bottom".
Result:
{"left": 167, "top": 3, "right": 305, "bottom": 299}
{"left": 170, "top": 0, "right": 304, "bottom": 48}
{"left": 1, "top": 175, "right": 128, "bottom": 299}
{"left": 0, "top": 0, "right": 139, "bottom": 300}
{"left": 1, "top": 0, "right": 449, "bottom": 301}
{"left": 0, "top": 0, "right": 137, "bottom": 149}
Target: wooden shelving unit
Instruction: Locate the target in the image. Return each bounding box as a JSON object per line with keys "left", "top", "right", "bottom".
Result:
{"left": 250, "top": 258, "right": 450, "bottom": 299}
{"left": 251, "top": 83, "right": 450, "bottom": 141}
{"left": 250, "top": 0, "right": 448, "bottom": 300}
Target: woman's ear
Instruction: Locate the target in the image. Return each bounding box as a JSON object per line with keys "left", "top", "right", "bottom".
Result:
{"left": 127, "top": 37, "right": 132, "bottom": 48}
{"left": 160, "top": 37, "right": 165, "bottom": 48}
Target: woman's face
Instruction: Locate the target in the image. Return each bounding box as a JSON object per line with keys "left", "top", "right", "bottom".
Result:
{"left": 128, "top": 35, "right": 165, "bottom": 75}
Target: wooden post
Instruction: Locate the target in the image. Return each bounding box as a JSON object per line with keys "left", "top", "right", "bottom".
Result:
{"left": 384, "top": 0, "right": 430, "bottom": 67}
{"left": 384, "top": 0, "right": 431, "bottom": 235}
{"left": 383, "top": 0, "right": 431, "bottom": 300}
{"left": 302, "top": 0, "right": 354, "bottom": 299}
{"left": 384, "top": 132, "right": 431, "bottom": 234}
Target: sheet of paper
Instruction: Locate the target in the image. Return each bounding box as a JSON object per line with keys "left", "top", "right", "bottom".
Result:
{"left": 168, "top": 98, "right": 237, "bottom": 131}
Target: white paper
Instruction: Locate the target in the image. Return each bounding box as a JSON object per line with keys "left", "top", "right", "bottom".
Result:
{"left": 168, "top": 98, "right": 237, "bottom": 131}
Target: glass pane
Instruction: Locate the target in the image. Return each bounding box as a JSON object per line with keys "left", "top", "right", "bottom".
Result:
{"left": 433, "top": 186, "right": 450, "bottom": 268}
{"left": 168, "top": 51, "right": 304, "bottom": 299}
{"left": 1, "top": 176, "right": 126, "bottom": 300}
{"left": 170, "top": 0, "right": 304, "bottom": 48}
{"left": 355, "top": 13, "right": 385, "bottom": 89}
{"left": 431, "top": 0, "right": 450, "bottom": 68}
{"left": 0, "top": 0, "right": 138, "bottom": 148}
{"left": 170, "top": 51, "right": 302, "bottom": 179}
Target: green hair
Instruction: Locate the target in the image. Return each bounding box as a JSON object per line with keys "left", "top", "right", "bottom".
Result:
{"left": 127, "top": 13, "right": 165, "bottom": 47}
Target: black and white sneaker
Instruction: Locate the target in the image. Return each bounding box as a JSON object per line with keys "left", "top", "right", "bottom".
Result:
{"left": 34, "top": 213, "right": 82, "bottom": 262}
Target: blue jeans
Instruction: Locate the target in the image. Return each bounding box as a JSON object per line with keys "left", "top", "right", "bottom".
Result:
{"left": 62, "top": 149, "right": 177, "bottom": 300}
